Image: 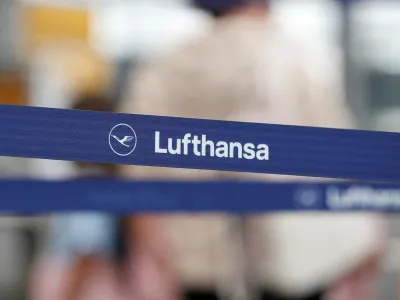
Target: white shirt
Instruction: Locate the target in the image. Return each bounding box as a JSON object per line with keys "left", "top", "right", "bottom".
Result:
{"left": 119, "top": 14, "right": 384, "bottom": 296}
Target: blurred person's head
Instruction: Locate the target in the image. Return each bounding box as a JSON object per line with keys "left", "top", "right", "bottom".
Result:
{"left": 192, "top": 0, "right": 269, "bottom": 18}
{"left": 71, "top": 94, "right": 117, "bottom": 175}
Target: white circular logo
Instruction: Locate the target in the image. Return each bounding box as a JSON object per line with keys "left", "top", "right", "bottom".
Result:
{"left": 294, "top": 187, "right": 322, "bottom": 209}
{"left": 108, "top": 123, "right": 137, "bottom": 156}
{"left": 298, "top": 190, "right": 318, "bottom": 206}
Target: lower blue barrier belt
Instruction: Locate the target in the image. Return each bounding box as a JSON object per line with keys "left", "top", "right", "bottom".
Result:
{"left": 2, "top": 180, "right": 400, "bottom": 213}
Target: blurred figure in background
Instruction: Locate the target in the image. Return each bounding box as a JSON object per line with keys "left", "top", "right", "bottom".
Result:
{"left": 30, "top": 96, "right": 177, "bottom": 300}
{"left": 118, "top": 0, "right": 385, "bottom": 300}
{"left": 29, "top": 4, "right": 210, "bottom": 297}
{"left": 29, "top": 95, "right": 121, "bottom": 300}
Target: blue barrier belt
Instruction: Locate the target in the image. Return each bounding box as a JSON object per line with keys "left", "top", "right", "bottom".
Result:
{"left": 1, "top": 180, "right": 400, "bottom": 213}
{"left": 0, "top": 105, "right": 399, "bottom": 182}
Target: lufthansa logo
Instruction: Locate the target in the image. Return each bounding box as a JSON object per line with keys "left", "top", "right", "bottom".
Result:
{"left": 108, "top": 124, "right": 137, "bottom": 156}
{"left": 294, "top": 187, "right": 322, "bottom": 209}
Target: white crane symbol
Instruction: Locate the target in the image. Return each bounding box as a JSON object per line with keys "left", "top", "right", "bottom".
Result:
{"left": 111, "top": 135, "right": 134, "bottom": 147}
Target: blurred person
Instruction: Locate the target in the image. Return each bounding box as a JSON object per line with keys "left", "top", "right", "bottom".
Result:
{"left": 30, "top": 95, "right": 177, "bottom": 300}
{"left": 29, "top": 95, "right": 122, "bottom": 300}
{"left": 118, "top": 0, "right": 385, "bottom": 300}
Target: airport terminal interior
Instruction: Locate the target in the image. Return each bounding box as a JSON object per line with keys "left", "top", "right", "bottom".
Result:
{"left": 0, "top": 0, "right": 400, "bottom": 299}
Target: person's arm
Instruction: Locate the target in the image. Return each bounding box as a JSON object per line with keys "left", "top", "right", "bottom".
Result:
{"left": 122, "top": 216, "right": 180, "bottom": 300}
{"left": 297, "top": 43, "right": 355, "bottom": 130}
{"left": 63, "top": 255, "right": 98, "bottom": 300}
{"left": 288, "top": 43, "right": 357, "bottom": 185}
{"left": 299, "top": 42, "right": 386, "bottom": 291}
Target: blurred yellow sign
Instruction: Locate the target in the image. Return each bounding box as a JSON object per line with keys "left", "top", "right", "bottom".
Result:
{"left": 22, "top": 4, "right": 90, "bottom": 57}
{"left": 21, "top": 4, "right": 111, "bottom": 100}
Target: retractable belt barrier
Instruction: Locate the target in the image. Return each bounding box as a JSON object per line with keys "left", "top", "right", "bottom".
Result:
{"left": 1, "top": 105, "right": 400, "bottom": 213}
{"left": 1, "top": 180, "right": 400, "bottom": 213}
{"left": 0, "top": 105, "right": 399, "bottom": 182}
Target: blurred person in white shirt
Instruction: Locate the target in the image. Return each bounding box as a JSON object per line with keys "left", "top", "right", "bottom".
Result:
{"left": 118, "top": 0, "right": 386, "bottom": 300}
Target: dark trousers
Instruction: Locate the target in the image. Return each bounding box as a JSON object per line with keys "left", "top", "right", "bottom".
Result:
{"left": 184, "top": 290, "right": 219, "bottom": 300}
{"left": 260, "top": 289, "right": 325, "bottom": 300}
{"left": 183, "top": 289, "right": 325, "bottom": 300}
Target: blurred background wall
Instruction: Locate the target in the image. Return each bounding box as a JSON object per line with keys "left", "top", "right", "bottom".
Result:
{"left": 0, "top": 0, "right": 400, "bottom": 299}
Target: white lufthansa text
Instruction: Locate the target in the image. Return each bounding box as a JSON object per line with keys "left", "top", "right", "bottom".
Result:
{"left": 327, "top": 186, "right": 400, "bottom": 209}
{"left": 154, "top": 131, "right": 269, "bottom": 160}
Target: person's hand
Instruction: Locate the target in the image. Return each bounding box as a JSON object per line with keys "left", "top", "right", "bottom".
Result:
{"left": 124, "top": 216, "right": 181, "bottom": 300}
{"left": 325, "top": 250, "right": 383, "bottom": 300}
